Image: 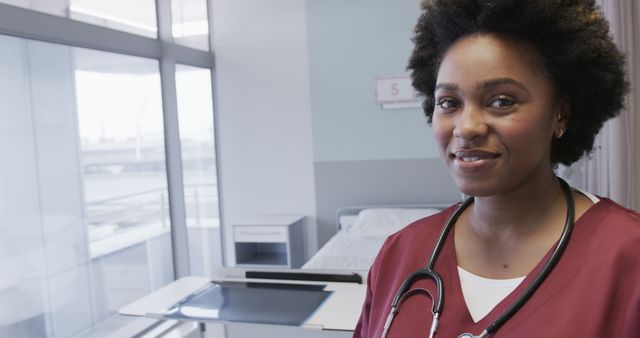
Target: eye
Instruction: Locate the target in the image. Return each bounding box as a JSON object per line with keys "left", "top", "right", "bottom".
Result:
{"left": 436, "top": 97, "right": 459, "bottom": 109}
{"left": 488, "top": 95, "right": 517, "bottom": 109}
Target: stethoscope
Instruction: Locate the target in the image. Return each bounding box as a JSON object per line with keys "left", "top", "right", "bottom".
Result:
{"left": 381, "top": 178, "right": 575, "bottom": 338}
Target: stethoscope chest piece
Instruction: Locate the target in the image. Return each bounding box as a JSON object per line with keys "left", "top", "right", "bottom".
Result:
{"left": 457, "top": 329, "right": 489, "bottom": 338}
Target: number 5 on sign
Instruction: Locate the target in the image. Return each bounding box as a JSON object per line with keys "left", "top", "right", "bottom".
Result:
{"left": 375, "top": 77, "right": 417, "bottom": 103}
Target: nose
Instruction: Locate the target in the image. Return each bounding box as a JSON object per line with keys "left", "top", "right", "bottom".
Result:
{"left": 452, "top": 105, "right": 488, "bottom": 141}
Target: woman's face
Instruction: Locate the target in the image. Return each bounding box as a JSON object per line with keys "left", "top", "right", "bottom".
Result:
{"left": 433, "top": 34, "right": 566, "bottom": 197}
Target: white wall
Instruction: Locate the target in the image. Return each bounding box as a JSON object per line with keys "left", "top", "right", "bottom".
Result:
{"left": 211, "top": 0, "right": 317, "bottom": 265}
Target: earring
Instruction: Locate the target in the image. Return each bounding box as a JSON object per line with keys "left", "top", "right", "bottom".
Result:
{"left": 555, "top": 112, "right": 564, "bottom": 138}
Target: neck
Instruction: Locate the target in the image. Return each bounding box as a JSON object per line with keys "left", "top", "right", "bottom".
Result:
{"left": 468, "top": 172, "right": 566, "bottom": 242}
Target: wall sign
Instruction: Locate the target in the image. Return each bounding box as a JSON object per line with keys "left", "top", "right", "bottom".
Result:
{"left": 374, "top": 76, "right": 421, "bottom": 109}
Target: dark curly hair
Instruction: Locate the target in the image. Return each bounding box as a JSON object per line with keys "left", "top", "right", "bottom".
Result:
{"left": 408, "top": 0, "right": 629, "bottom": 165}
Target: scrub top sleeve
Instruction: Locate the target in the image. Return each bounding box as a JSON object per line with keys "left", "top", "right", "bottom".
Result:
{"left": 353, "top": 268, "right": 374, "bottom": 338}
{"left": 621, "top": 288, "right": 640, "bottom": 337}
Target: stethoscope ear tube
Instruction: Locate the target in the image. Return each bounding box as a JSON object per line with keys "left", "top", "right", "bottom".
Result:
{"left": 391, "top": 268, "right": 444, "bottom": 314}
{"left": 427, "top": 197, "right": 474, "bottom": 271}
{"left": 485, "top": 178, "right": 575, "bottom": 334}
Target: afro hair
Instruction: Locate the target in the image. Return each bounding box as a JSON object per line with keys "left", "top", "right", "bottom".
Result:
{"left": 408, "top": 0, "right": 629, "bottom": 165}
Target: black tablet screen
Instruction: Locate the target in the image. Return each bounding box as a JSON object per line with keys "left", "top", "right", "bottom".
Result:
{"left": 163, "top": 282, "right": 332, "bottom": 326}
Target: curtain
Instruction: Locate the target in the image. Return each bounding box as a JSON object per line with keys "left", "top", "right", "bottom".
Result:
{"left": 561, "top": 0, "right": 639, "bottom": 211}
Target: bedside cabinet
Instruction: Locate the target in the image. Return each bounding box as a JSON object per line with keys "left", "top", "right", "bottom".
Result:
{"left": 233, "top": 216, "right": 305, "bottom": 268}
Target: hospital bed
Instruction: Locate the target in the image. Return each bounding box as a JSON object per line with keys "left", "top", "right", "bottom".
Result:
{"left": 302, "top": 204, "right": 450, "bottom": 272}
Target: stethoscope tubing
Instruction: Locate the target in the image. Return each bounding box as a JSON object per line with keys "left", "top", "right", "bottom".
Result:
{"left": 382, "top": 178, "right": 575, "bottom": 338}
{"left": 485, "top": 179, "right": 575, "bottom": 334}
{"left": 389, "top": 197, "right": 472, "bottom": 313}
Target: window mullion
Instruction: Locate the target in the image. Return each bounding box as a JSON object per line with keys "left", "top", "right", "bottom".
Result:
{"left": 156, "top": 0, "right": 191, "bottom": 279}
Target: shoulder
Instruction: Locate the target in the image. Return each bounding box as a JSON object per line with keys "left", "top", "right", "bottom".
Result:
{"left": 584, "top": 198, "right": 640, "bottom": 236}
{"left": 597, "top": 198, "right": 640, "bottom": 220}
{"left": 574, "top": 198, "right": 640, "bottom": 263}
{"left": 600, "top": 198, "right": 640, "bottom": 246}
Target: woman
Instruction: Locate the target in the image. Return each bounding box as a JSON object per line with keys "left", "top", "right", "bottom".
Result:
{"left": 354, "top": 1, "right": 639, "bottom": 337}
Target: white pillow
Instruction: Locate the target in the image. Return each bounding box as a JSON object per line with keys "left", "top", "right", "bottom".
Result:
{"left": 349, "top": 208, "right": 440, "bottom": 238}
{"left": 339, "top": 215, "right": 360, "bottom": 231}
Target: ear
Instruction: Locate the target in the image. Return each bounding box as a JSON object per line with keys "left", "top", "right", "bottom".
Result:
{"left": 554, "top": 97, "right": 570, "bottom": 139}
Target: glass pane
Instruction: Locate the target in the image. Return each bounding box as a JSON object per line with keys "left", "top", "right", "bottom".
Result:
{"left": 175, "top": 64, "right": 221, "bottom": 276}
{"left": 0, "top": 0, "right": 158, "bottom": 38}
{"left": 69, "top": 0, "right": 157, "bottom": 38}
{"left": 171, "top": 0, "right": 209, "bottom": 51}
{"left": 74, "top": 48, "right": 169, "bottom": 245}
{"left": 0, "top": 0, "right": 67, "bottom": 16}
{"left": 0, "top": 34, "right": 173, "bottom": 337}
{"left": 76, "top": 48, "right": 174, "bottom": 334}
{"left": 75, "top": 47, "right": 174, "bottom": 333}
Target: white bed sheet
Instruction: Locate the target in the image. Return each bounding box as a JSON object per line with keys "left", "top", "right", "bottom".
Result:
{"left": 303, "top": 207, "right": 443, "bottom": 271}
{"left": 302, "top": 232, "right": 385, "bottom": 270}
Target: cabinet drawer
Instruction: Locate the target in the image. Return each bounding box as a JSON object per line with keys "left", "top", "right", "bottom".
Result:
{"left": 234, "top": 226, "right": 288, "bottom": 243}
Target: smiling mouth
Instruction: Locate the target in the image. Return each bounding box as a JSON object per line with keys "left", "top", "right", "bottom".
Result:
{"left": 451, "top": 150, "right": 500, "bottom": 160}
{"left": 450, "top": 150, "right": 500, "bottom": 169}
{"left": 457, "top": 155, "right": 488, "bottom": 162}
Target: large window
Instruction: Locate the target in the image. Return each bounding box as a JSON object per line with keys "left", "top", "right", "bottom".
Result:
{"left": 0, "top": 2, "right": 218, "bottom": 338}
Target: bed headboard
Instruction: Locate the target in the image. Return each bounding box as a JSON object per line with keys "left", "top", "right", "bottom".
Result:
{"left": 335, "top": 203, "right": 453, "bottom": 231}
{"left": 313, "top": 158, "right": 461, "bottom": 250}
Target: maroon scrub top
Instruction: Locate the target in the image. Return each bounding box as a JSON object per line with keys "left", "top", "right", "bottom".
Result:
{"left": 354, "top": 198, "right": 640, "bottom": 338}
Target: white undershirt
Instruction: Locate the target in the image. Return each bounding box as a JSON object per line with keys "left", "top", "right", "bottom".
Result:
{"left": 574, "top": 187, "right": 600, "bottom": 204}
{"left": 458, "top": 267, "right": 525, "bottom": 322}
{"left": 458, "top": 188, "right": 600, "bottom": 322}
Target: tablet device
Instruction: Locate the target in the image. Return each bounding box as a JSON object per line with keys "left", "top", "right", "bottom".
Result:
{"left": 162, "top": 281, "right": 332, "bottom": 326}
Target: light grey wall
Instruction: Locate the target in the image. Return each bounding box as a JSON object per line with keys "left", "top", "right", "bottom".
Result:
{"left": 307, "top": 0, "right": 439, "bottom": 162}
{"left": 306, "top": 0, "right": 459, "bottom": 246}
{"left": 314, "top": 159, "right": 459, "bottom": 246}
